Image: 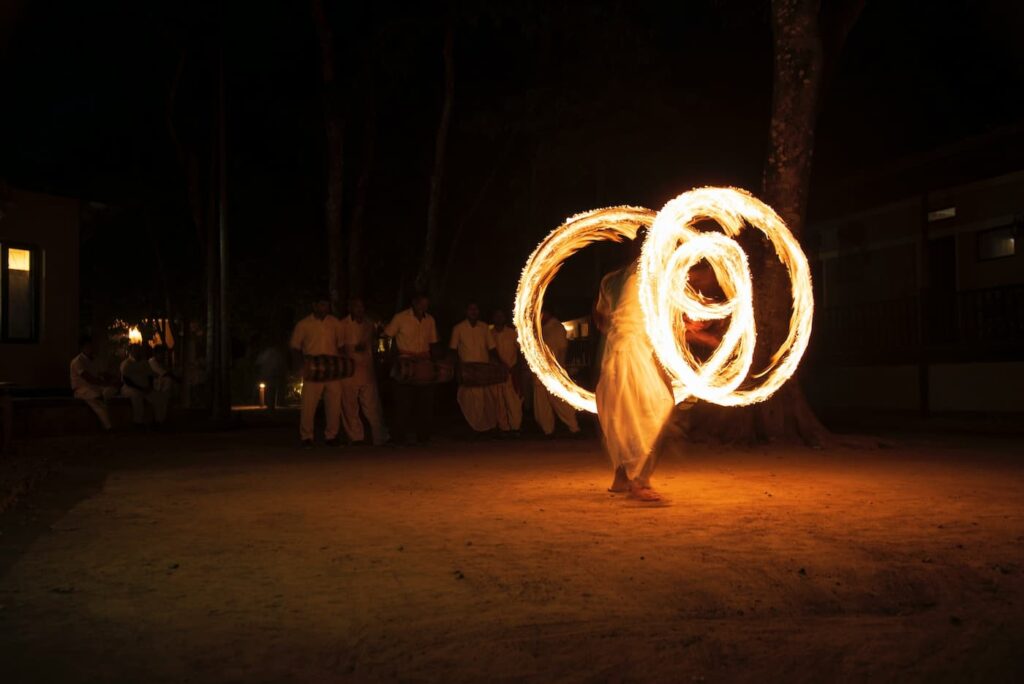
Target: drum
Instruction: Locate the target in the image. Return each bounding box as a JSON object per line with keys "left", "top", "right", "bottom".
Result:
{"left": 394, "top": 357, "right": 455, "bottom": 385}
{"left": 458, "top": 362, "right": 508, "bottom": 387}
{"left": 303, "top": 355, "right": 353, "bottom": 382}
{"left": 434, "top": 360, "right": 455, "bottom": 384}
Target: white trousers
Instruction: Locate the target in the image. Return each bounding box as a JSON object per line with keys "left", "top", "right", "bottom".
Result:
{"left": 495, "top": 376, "right": 522, "bottom": 431}
{"left": 122, "top": 386, "right": 169, "bottom": 424}
{"left": 457, "top": 384, "right": 498, "bottom": 432}
{"left": 533, "top": 381, "right": 579, "bottom": 435}
{"left": 301, "top": 379, "right": 342, "bottom": 440}
{"left": 76, "top": 386, "right": 118, "bottom": 430}
{"left": 340, "top": 380, "right": 388, "bottom": 444}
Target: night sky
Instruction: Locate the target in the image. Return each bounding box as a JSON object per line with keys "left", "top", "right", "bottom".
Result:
{"left": 2, "top": 0, "right": 1023, "bottom": 338}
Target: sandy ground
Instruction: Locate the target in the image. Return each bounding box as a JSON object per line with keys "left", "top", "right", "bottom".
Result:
{"left": 1, "top": 428, "right": 1023, "bottom": 683}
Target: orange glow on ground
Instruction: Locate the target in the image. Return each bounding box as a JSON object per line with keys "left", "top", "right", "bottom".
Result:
{"left": 2, "top": 430, "right": 1022, "bottom": 681}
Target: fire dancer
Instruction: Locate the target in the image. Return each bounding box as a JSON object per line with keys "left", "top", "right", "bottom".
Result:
{"left": 121, "top": 343, "right": 168, "bottom": 427}
{"left": 339, "top": 298, "right": 389, "bottom": 446}
{"left": 490, "top": 309, "right": 522, "bottom": 437}
{"left": 290, "top": 294, "right": 345, "bottom": 448}
{"left": 595, "top": 238, "right": 722, "bottom": 502}
{"left": 383, "top": 294, "right": 439, "bottom": 445}
{"left": 532, "top": 309, "right": 582, "bottom": 437}
{"left": 70, "top": 335, "right": 120, "bottom": 430}
{"left": 450, "top": 302, "right": 499, "bottom": 435}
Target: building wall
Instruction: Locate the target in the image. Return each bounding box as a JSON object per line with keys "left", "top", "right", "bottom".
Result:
{"left": 805, "top": 362, "right": 1024, "bottom": 413}
{"left": 0, "top": 187, "right": 80, "bottom": 388}
{"left": 815, "top": 170, "right": 1024, "bottom": 305}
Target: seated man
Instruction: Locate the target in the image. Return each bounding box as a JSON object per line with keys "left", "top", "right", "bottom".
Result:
{"left": 148, "top": 344, "right": 178, "bottom": 418}
{"left": 120, "top": 343, "right": 168, "bottom": 427}
{"left": 70, "top": 335, "right": 120, "bottom": 430}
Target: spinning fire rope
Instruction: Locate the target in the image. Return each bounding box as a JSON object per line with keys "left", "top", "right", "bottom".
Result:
{"left": 513, "top": 187, "right": 814, "bottom": 414}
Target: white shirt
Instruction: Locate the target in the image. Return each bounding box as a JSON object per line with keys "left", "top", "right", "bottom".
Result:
{"left": 339, "top": 315, "right": 377, "bottom": 384}
{"left": 384, "top": 308, "right": 438, "bottom": 357}
{"left": 120, "top": 356, "right": 154, "bottom": 389}
{"left": 290, "top": 314, "right": 344, "bottom": 357}
{"left": 70, "top": 353, "right": 104, "bottom": 395}
{"left": 491, "top": 325, "right": 519, "bottom": 367}
{"left": 450, "top": 319, "right": 495, "bottom": 364}
{"left": 542, "top": 317, "right": 569, "bottom": 364}
{"left": 149, "top": 357, "right": 175, "bottom": 392}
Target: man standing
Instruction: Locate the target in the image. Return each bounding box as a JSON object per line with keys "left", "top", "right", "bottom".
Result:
{"left": 490, "top": 309, "right": 522, "bottom": 437}
{"left": 121, "top": 343, "right": 168, "bottom": 427}
{"left": 383, "top": 294, "right": 439, "bottom": 445}
{"left": 70, "top": 336, "right": 120, "bottom": 430}
{"left": 533, "top": 310, "right": 581, "bottom": 437}
{"left": 290, "top": 294, "right": 345, "bottom": 449}
{"left": 450, "top": 302, "right": 498, "bottom": 435}
{"left": 339, "top": 298, "right": 389, "bottom": 446}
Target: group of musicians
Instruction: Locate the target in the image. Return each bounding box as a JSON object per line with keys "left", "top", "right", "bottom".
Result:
{"left": 289, "top": 293, "right": 581, "bottom": 448}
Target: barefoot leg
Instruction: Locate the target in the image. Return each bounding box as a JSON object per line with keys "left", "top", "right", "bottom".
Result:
{"left": 608, "top": 465, "right": 630, "bottom": 492}
{"left": 628, "top": 480, "right": 664, "bottom": 502}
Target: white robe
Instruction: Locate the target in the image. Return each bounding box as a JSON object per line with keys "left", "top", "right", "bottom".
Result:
{"left": 532, "top": 317, "right": 580, "bottom": 435}
{"left": 491, "top": 326, "right": 522, "bottom": 431}
{"left": 595, "top": 263, "right": 675, "bottom": 485}
{"left": 450, "top": 319, "right": 498, "bottom": 432}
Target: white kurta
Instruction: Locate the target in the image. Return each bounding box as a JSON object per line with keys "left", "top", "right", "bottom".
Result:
{"left": 533, "top": 317, "right": 580, "bottom": 434}
{"left": 491, "top": 325, "right": 522, "bottom": 431}
{"left": 120, "top": 356, "right": 168, "bottom": 424}
{"left": 450, "top": 319, "right": 498, "bottom": 432}
{"left": 70, "top": 353, "right": 117, "bottom": 429}
{"left": 595, "top": 263, "right": 675, "bottom": 485}
{"left": 290, "top": 313, "right": 344, "bottom": 441}
{"left": 338, "top": 315, "right": 388, "bottom": 444}
{"left": 384, "top": 308, "right": 438, "bottom": 357}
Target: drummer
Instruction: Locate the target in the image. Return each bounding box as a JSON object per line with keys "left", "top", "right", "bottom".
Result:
{"left": 383, "top": 293, "right": 439, "bottom": 446}
{"left": 490, "top": 309, "right": 523, "bottom": 437}
{"left": 449, "top": 302, "right": 499, "bottom": 436}
{"left": 289, "top": 293, "right": 345, "bottom": 449}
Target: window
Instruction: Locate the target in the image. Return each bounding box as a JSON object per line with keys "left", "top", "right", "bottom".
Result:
{"left": 978, "top": 226, "right": 1016, "bottom": 261}
{"left": 1, "top": 243, "right": 41, "bottom": 342}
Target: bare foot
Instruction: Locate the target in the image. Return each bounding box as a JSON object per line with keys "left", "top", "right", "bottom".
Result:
{"left": 627, "top": 481, "right": 663, "bottom": 502}
{"left": 608, "top": 466, "right": 630, "bottom": 493}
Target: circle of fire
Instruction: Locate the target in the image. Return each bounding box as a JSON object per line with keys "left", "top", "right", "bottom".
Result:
{"left": 514, "top": 187, "right": 814, "bottom": 414}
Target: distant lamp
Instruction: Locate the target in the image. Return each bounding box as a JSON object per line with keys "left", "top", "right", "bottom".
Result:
{"left": 258, "top": 382, "right": 267, "bottom": 408}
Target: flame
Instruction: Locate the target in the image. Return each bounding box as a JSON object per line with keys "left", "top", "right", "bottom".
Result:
{"left": 128, "top": 326, "right": 143, "bottom": 345}
{"left": 514, "top": 206, "right": 655, "bottom": 413}
{"left": 514, "top": 187, "right": 813, "bottom": 413}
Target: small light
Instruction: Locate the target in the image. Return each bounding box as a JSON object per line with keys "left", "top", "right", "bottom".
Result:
{"left": 258, "top": 382, "right": 266, "bottom": 389}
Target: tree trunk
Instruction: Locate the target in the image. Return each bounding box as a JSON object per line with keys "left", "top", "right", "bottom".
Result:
{"left": 415, "top": 20, "right": 455, "bottom": 297}
{"left": 437, "top": 137, "right": 513, "bottom": 303}
{"left": 312, "top": 0, "right": 345, "bottom": 312}
{"left": 748, "top": 0, "right": 827, "bottom": 444}
{"left": 348, "top": 92, "right": 375, "bottom": 299}
{"left": 690, "top": 0, "right": 849, "bottom": 446}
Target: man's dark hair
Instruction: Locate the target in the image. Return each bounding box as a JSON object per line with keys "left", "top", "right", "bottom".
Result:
{"left": 79, "top": 334, "right": 94, "bottom": 349}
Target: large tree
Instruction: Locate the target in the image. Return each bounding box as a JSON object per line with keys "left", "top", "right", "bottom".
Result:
{"left": 311, "top": 0, "right": 346, "bottom": 311}
{"left": 415, "top": 18, "right": 456, "bottom": 297}
{"left": 694, "top": 0, "right": 864, "bottom": 445}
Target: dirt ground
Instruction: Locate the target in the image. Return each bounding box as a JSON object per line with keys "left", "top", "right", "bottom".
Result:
{"left": 1, "top": 427, "right": 1023, "bottom": 683}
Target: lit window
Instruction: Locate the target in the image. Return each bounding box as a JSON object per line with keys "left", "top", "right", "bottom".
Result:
{"left": 978, "top": 226, "right": 1016, "bottom": 261}
{"left": 1, "top": 244, "right": 41, "bottom": 342}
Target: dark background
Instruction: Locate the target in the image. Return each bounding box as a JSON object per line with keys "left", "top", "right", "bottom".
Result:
{"left": 2, "top": 0, "right": 1023, "bottom": 337}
